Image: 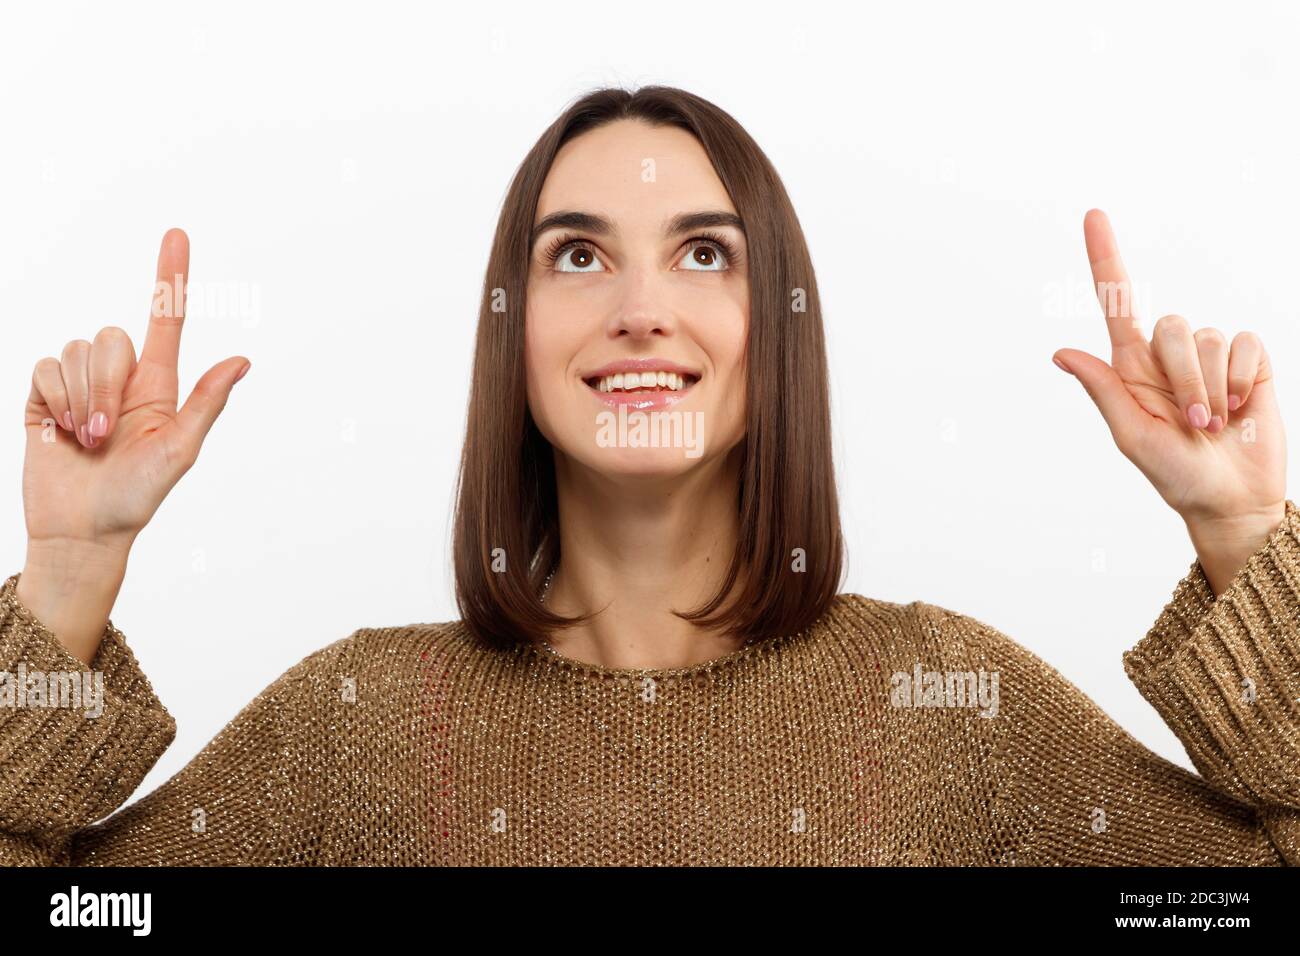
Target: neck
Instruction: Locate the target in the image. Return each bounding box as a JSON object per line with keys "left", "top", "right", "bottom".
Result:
{"left": 544, "top": 446, "right": 748, "bottom": 670}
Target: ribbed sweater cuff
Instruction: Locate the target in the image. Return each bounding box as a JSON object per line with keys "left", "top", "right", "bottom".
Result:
{"left": 1122, "top": 499, "right": 1300, "bottom": 807}
{"left": 0, "top": 572, "right": 176, "bottom": 839}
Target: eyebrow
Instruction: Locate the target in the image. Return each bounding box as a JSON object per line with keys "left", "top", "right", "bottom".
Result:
{"left": 530, "top": 210, "right": 745, "bottom": 251}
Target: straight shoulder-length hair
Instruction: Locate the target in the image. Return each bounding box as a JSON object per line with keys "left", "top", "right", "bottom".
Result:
{"left": 452, "top": 84, "right": 844, "bottom": 651}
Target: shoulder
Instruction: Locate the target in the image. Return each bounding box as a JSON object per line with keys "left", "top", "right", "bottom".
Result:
{"left": 828, "top": 594, "right": 1012, "bottom": 790}
{"left": 895, "top": 598, "right": 1132, "bottom": 735}
{"left": 828, "top": 592, "right": 1082, "bottom": 693}
{"left": 815, "top": 592, "right": 1014, "bottom": 695}
{"left": 258, "top": 618, "right": 477, "bottom": 701}
{"left": 827, "top": 591, "right": 1017, "bottom": 662}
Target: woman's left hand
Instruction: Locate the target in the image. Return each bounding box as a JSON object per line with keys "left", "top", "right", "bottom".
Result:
{"left": 1053, "top": 209, "right": 1287, "bottom": 596}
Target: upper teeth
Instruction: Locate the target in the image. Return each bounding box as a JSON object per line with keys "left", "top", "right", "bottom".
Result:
{"left": 595, "top": 371, "right": 691, "bottom": 392}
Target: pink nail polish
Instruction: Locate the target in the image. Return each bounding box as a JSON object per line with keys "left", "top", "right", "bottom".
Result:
{"left": 1228, "top": 394, "right": 1241, "bottom": 411}
{"left": 78, "top": 424, "right": 89, "bottom": 446}
{"left": 1208, "top": 415, "right": 1223, "bottom": 433}
{"left": 1187, "top": 403, "right": 1210, "bottom": 429}
{"left": 234, "top": 362, "right": 251, "bottom": 383}
{"left": 89, "top": 411, "right": 108, "bottom": 438}
{"left": 61, "top": 411, "right": 73, "bottom": 430}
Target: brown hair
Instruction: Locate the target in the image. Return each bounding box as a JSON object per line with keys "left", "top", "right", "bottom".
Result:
{"left": 452, "top": 85, "right": 844, "bottom": 649}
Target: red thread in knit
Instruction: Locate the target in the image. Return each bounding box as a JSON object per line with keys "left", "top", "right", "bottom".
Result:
{"left": 852, "top": 658, "right": 885, "bottom": 862}
{"left": 419, "top": 646, "right": 455, "bottom": 849}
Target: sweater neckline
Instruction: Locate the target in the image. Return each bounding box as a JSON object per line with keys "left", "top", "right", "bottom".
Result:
{"left": 516, "top": 599, "right": 839, "bottom": 680}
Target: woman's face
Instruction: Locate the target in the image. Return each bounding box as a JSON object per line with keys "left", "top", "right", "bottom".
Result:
{"left": 524, "top": 119, "right": 748, "bottom": 481}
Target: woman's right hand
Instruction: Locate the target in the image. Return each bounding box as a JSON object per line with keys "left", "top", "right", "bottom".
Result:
{"left": 16, "top": 229, "right": 249, "bottom": 664}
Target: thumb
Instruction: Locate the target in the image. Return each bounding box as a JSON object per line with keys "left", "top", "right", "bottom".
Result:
{"left": 174, "top": 356, "right": 250, "bottom": 455}
{"left": 1053, "top": 348, "right": 1145, "bottom": 451}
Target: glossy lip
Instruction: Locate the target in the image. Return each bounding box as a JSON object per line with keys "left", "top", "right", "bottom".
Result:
{"left": 581, "top": 358, "right": 702, "bottom": 411}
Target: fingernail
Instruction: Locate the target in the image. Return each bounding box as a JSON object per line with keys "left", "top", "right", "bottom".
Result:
{"left": 1053, "top": 356, "right": 1072, "bottom": 374}
{"left": 61, "top": 411, "right": 73, "bottom": 430}
{"left": 234, "top": 362, "right": 251, "bottom": 383}
{"left": 1187, "top": 403, "right": 1210, "bottom": 429}
{"left": 89, "top": 411, "right": 108, "bottom": 438}
{"left": 78, "top": 424, "right": 91, "bottom": 446}
{"left": 1208, "top": 415, "right": 1224, "bottom": 433}
{"left": 1228, "top": 394, "right": 1241, "bottom": 411}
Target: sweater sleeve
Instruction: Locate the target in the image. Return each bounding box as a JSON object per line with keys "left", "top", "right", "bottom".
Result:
{"left": 0, "top": 572, "right": 340, "bottom": 865}
{"left": 919, "top": 500, "right": 1300, "bottom": 866}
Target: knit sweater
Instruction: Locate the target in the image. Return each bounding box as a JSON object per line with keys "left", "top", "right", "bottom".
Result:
{"left": 2, "top": 505, "right": 1299, "bottom": 866}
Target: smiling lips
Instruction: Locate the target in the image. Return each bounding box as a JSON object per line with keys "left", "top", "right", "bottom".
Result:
{"left": 582, "top": 360, "right": 701, "bottom": 410}
{"left": 594, "top": 370, "right": 692, "bottom": 393}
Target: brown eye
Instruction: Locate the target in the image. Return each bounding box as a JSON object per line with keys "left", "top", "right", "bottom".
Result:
{"left": 677, "top": 240, "right": 730, "bottom": 272}
{"left": 553, "top": 243, "right": 605, "bottom": 273}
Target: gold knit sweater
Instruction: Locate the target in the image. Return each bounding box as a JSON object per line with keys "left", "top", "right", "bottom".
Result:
{"left": 3, "top": 503, "right": 1300, "bottom": 866}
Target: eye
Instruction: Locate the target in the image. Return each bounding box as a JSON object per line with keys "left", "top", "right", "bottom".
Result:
{"left": 549, "top": 241, "right": 606, "bottom": 273}
{"left": 676, "top": 239, "right": 733, "bottom": 272}
{"left": 540, "top": 232, "right": 739, "bottom": 273}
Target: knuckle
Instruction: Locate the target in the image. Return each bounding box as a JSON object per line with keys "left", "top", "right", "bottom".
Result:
{"left": 60, "top": 339, "right": 91, "bottom": 362}
{"left": 88, "top": 381, "right": 118, "bottom": 403}
{"left": 94, "top": 325, "right": 131, "bottom": 348}
{"left": 1232, "top": 330, "right": 1262, "bottom": 352}
{"left": 1113, "top": 423, "right": 1144, "bottom": 459}
{"left": 33, "top": 357, "right": 61, "bottom": 379}
{"left": 165, "top": 434, "right": 200, "bottom": 475}
{"left": 1193, "top": 327, "right": 1226, "bottom": 351}
{"left": 1153, "top": 314, "right": 1189, "bottom": 339}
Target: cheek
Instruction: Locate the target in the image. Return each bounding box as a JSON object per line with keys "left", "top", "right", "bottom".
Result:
{"left": 698, "top": 287, "right": 749, "bottom": 380}
{"left": 523, "top": 292, "right": 584, "bottom": 433}
{"left": 696, "top": 289, "right": 749, "bottom": 436}
{"left": 522, "top": 301, "right": 549, "bottom": 418}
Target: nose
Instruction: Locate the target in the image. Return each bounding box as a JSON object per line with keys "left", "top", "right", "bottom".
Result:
{"left": 606, "top": 265, "right": 675, "bottom": 339}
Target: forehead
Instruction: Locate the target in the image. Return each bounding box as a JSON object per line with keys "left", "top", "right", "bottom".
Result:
{"left": 535, "top": 119, "right": 737, "bottom": 225}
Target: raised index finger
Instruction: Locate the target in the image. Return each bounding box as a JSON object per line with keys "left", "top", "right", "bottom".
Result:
{"left": 1083, "top": 208, "right": 1145, "bottom": 349}
{"left": 143, "top": 227, "right": 190, "bottom": 368}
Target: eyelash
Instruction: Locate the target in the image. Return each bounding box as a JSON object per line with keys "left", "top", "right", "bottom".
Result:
{"left": 539, "top": 230, "right": 740, "bottom": 271}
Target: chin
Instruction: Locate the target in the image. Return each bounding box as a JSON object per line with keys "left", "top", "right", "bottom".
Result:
{"left": 548, "top": 442, "right": 712, "bottom": 486}
{"left": 578, "top": 446, "right": 709, "bottom": 480}
{"left": 545, "top": 405, "right": 740, "bottom": 479}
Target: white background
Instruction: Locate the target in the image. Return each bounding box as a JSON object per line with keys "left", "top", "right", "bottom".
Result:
{"left": 2, "top": 1, "right": 1297, "bottom": 799}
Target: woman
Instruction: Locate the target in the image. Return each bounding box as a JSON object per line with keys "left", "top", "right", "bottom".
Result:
{"left": 2, "top": 86, "right": 1296, "bottom": 866}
